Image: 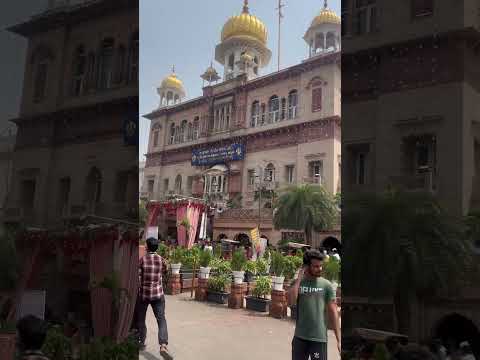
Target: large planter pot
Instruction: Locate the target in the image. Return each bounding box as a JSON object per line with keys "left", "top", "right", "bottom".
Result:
{"left": 245, "top": 296, "right": 271, "bottom": 313}
{"left": 232, "top": 271, "right": 245, "bottom": 285}
{"left": 271, "top": 276, "right": 285, "bottom": 291}
{"left": 206, "top": 290, "right": 229, "bottom": 304}
{"left": 0, "top": 333, "right": 16, "bottom": 360}
{"left": 199, "top": 267, "right": 211, "bottom": 279}
{"left": 170, "top": 263, "right": 182, "bottom": 274}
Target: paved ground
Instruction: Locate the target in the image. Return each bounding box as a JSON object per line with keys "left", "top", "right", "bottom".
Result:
{"left": 139, "top": 293, "right": 340, "bottom": 360}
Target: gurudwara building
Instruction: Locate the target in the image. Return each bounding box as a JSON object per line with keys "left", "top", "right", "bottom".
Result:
{"left": 143, "top": 1, "right": 341, "bottom": 248}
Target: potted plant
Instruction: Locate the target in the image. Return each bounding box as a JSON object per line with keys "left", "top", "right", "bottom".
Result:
{"left": 0, "top": 320, "right": 17, "bottom": 360}
{"left": 245, "top": 275, "right": 272, "bottom": 312}
{"left": 206, "top": 274, "right": 230, "bottom": 304}
{"left": 199, "top": 249, "right": 213, "bottom": 279}
{"left": 323, "top": 256, "right": 341, "bottom": 292}
{"left": 169, "top": 247, "right": 184, "bottom": 274}
{"left": 284, "top": 254, "right": 303, "bottom": 284}
{"left": 255, "top": 257, "right": 269, "bottom": 276}
{"left": 244, "top": 260, "right": 257, "bottom": 283}
{"left": 156, "top": 243, "right": 169, "bottom": 259}
{"left": 270, "top": 251, "right": 286, "bottom": 291}
{"left": 231, "top": 249, "right": 246, "bottom": 284}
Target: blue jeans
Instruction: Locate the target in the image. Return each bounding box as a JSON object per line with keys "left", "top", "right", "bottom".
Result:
{"left": 137, "top": 296, "right": 168, "bottom": 346}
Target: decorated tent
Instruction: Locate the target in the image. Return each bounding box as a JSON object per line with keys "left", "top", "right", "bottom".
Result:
{"left": 146, "top": 198, "right": 207, "bottom": 249}
{"left": 6, "top": 219, "right": 138, "bottom": 342}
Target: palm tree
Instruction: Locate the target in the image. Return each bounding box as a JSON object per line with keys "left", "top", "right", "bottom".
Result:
{"left": 343, "top": 188, "right": 473, "bottom": 337}
{"left": 273, "top": 184, "right": 338, "bottom": 245}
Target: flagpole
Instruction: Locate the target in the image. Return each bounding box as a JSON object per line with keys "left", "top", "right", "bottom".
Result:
{"left": 277, "top": 0, "right": 285, "bottom": 72}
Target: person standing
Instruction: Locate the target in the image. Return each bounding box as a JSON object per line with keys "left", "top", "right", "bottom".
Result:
{"left": 137, "top": 237, "right": 173, "bottom": 360}
{"left": 288, "top": 249, "right": 340, "bottom": 360}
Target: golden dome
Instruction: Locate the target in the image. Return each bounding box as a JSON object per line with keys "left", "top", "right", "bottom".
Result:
{"left": 221, "top": 2, "right": 267, "bottom": 45}
{"left": 311, "top": 7, "right": 341, "bottom": 27}
{"left": 161, "top": 71, "right": 184, "bottom": 92}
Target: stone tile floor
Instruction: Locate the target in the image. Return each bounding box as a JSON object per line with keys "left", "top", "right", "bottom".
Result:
{"left": 139, "top": 293, "right": 340, "bottom": 360}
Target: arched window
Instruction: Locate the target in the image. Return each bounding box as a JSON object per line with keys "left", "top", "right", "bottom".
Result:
{"left": 31, "top": 45, "right": 54, "bottom": 102}
{"left": 268, "top": 95, "right": 280, "bottom": 123}
{"left": 174, "top": 94, "right": 180, "bottom": 104}
{"left": 169, "top": 123, "right": 175, "bottom": 144}
{"left": 86, "top": 52, "right": 96, "bottom": 91}
{"left": 281, "top": 98, "right": 287, "bottom": 120}
{"left": 175, "top": 126, "right": 180, "bottom": 143}
{"left": 128, "top": 31, "right": 138, "bottom": 84}
{"left": 312, "top": 84, "right": 322, "bottom": 112}
{"left": 288, "top": 90, "right": 298, "bottom": 119}
{"left": 261, "top": 103, "right": 266, "bottom": 125}
{"left": 167, "top": 91, "right": 173, "bottom": 105}
{"left": 251, "top": 101, "right": 260, "bottom": 127}
{"left": 220, "top": 107, "right": 225, "bottom": 130}
{"left": 187, "top": 123, "right": 193, "bottom": 141}
{"left": 180, "top": 120, "right": 187, "bottom": 142}
{"left": 85, "top": 167, "right": 102, "bottom": 212}
{"left": 228, "top": 53, "right": 235, "bottom": 71}
{"left": 175, "top": 175, "right": 182, "bottom": 194}
{"left": 193, "top": 117, "right": 200, "bottom": 140}
{"left": 315, "top": 33, "right": 325, "bottom": 53}
{"left": 98, "top": 38, "right": 115, "bottom": 89}
{"left": 253, "top": 56, "right": 259, "bottom": 75}
{"left": 71, "top": 45, "right": 86, "bottom": 96}
{"left": 225, "top": 104, "right": 231, "bottom": 130}
{"left": 114, "top": 45, "right": 126, "bottom": 84}
{"left": 264, "top": 163, "right": 275, "bottom": 182}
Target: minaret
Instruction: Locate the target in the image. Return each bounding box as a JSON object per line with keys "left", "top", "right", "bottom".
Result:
{"left": 303, "top": 0, "right": 341, "bottom": 58}
{"left": 215, "top": 0, "right": 271, "bottom": 81}
{"left": 157, "top": 66, "right": 186, "bottom": 108}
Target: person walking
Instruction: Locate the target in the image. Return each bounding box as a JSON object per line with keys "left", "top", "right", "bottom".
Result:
{"left": 288, "top": 249, "right": 341, "bottom": 360}
{"left": 137, "top": 237, "right": 173, "bottom": 360}
{"left": 16, "top": 315, "right": 50, "bottom": 360}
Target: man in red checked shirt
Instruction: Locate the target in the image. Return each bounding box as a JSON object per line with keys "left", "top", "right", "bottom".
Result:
{"left": 137, "top": 237, "right": 173, "bottom": 360}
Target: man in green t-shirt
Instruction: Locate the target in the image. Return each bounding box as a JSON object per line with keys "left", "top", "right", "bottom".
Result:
{"left": 288, "top": 250, "right": 340, "bottom": 360}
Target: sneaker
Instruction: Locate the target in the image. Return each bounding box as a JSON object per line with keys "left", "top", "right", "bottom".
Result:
{"left": 160, "top": 345, "right": 173, "bottom": 360}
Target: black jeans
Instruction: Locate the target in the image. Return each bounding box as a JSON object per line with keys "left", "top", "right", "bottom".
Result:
{"left": 137, "top": 296, "right": 168, "bottom": 346}
{"left": 292, "top": 337, "right": 327, "bottom": 360}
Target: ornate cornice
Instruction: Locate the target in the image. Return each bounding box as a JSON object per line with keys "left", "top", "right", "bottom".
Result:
{"left": 145, "top": 116, "right": 340, "bottom": 168}
{"left": 143, "top": 52, "right": 340, "bottom": 121}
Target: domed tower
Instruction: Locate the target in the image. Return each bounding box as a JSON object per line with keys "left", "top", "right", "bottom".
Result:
{"left": 157, "top": 67, "right": 186, "bottom": 108}
{"left": 304, "top": 1, "right": 341, "bottom": 58}
{"left": 215, "top": 0, "right": 271, "bottom": 81}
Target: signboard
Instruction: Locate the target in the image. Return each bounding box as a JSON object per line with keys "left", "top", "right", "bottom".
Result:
{"left": 192, "top": 143, "right": 245, "bottom": 166}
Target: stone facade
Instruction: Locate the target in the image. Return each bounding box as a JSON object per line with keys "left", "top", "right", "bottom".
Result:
{"left": 3, "top": 0, "right": 139, "bottom": 228}
{"left": 144, "top": 54, "right": 341, "bottom": 247}
{"left": 342, "top": 0, "right": 480, "bottom": 344}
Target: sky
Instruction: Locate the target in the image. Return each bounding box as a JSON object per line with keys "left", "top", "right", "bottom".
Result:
{"left": 139, "top": 0, "right": 341, "bottom": 161}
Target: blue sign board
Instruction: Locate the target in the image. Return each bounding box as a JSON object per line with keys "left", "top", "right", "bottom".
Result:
{"left": 192, "top": 143, "right": 245, "bottom": 166}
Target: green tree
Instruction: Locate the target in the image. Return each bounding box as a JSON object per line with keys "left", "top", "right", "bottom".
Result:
{"left": 273, "top": 185, "right": 338, "bottom": 245}
{"left": 343, "top": 188, "right": 472, "bottom": 336}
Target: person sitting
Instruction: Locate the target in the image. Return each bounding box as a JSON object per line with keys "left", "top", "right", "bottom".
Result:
{"left": 16, "top": 315, "right": 50, "bottom": 360}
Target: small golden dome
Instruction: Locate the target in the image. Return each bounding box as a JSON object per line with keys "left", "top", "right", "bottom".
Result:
{"left": 161, "top": 72, "right": 184, "bottom": 92}
{"left": 311, "top": 7, "right": 341, "bottom": 27}
{"left": 221, "top": 2, "right": 267, "bottom": 45}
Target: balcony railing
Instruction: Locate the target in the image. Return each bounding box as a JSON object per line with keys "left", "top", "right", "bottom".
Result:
{"left": 303, "top": 176, "right": 323, "bottom": 185}
{"left": 389, "top": 172, "right": 436, "bottom": 192}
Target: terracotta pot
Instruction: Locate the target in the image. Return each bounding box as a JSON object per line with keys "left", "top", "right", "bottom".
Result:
{"left": 0, "top": 333, "right": 16, "bottom": 360}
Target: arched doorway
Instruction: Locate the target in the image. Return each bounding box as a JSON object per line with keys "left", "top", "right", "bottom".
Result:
{"left": 322, "top": 236, "right": 341, "bottom": 253}
{"left": 234, "top": 233, "right": 250, "bottom": 247}
{"left": 434, "top": 313, "right": 480, "bottom": 358}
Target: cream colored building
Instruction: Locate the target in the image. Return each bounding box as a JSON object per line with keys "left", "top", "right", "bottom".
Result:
{"left": 144, "top": 2, "right": 341, "bottom": 247}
